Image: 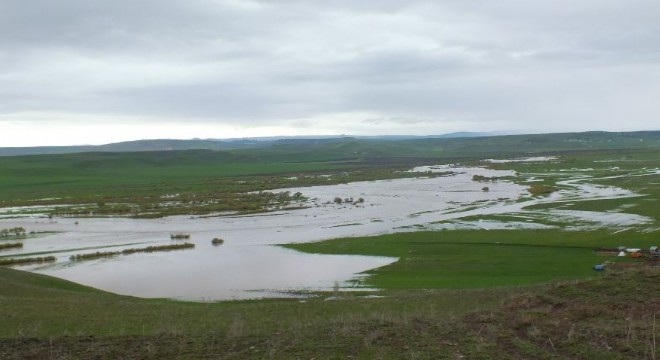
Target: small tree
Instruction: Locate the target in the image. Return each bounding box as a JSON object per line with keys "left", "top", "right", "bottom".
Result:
{"left": 333, "top": 197, "right": 343, "bottom": 204}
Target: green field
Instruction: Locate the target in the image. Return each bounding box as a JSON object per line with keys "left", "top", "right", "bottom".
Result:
{"left": 285, "top": 230, "right": 656, "bottom": 289}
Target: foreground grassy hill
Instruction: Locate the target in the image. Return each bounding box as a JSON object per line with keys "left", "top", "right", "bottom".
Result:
{"left": 1, "top": 266, "right": 658, "bottom": 359}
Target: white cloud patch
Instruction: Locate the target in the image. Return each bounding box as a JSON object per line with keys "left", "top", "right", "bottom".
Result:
{"left": 0, "top": 0, "right": 659, "bottom": 145}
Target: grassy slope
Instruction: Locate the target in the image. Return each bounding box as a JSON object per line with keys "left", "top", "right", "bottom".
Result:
{"left": 1, "top": 265, "right": 658, "bottom": 359}
{"left": 0, "top": 266, "right": 514, "bottom": 358}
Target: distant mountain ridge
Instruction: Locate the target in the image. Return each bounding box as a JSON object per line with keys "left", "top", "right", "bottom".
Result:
{"left": 0, "top": 132, "right": 493, "bottom": 156}
{"left": 0, "top": 130, "right": 657, "bottom": 156}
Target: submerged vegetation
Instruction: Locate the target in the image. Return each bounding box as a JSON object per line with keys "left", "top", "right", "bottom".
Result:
{"left": 527, "top": 183, "right": 558, "bottom": 196}
{"left": 70, "top": 243, "right": 195, "bottom": 261}
{"left": 70, "top": 250, "right": 119, "bottom": 261}
{"left": 0, "top": 256, "right": 56, "bottom": 266}
{"left": 170, "top": 233, "right": 191, "bottom": 239}
{"left": 0, "top": 227, "right": 26, "bottom": 238}
{"left": 471, "top": 174, "right": 499, "bottom": 182}
{"left": 0, "top": 242, "right": 23, "bottom": 250}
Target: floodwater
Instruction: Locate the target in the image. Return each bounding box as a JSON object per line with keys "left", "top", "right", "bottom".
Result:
{"left": 484, "top": 156, "right": 558, "bottom": 163}
{"left": 0, "top": 164, "right": 655, "bottom": 300}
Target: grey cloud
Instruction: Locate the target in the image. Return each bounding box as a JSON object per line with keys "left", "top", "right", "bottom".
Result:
{"left": 96, "top": 83, "right": 304, "bottom": 119}
{"left": 1, "top": 0, "right": 659, "bottom": 136}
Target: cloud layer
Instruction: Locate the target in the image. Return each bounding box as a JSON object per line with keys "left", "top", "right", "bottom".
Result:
{"left": 1, "top": 0, "right": 659, "bottom": 145}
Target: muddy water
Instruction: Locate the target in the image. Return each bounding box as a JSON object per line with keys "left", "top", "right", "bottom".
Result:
{"left": 0, "top": 165, "right": 653, "bottom": 300}
{"left": 0, "top": 216, "right": 399, "bottom": 300}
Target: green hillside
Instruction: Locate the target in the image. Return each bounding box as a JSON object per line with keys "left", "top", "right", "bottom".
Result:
{"left": 1, "top": 264, "right": 658, "bottom": 359}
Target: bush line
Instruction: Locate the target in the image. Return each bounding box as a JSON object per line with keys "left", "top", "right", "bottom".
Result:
{"left": 0, "top": 242, "right": 23, "bottom": 250}
{"left": 170, "top": 234, "right": 191, "bottom": 239}
{"left": 70, "top": 243, "right": 195, "bottom": 261}
{"left": 0, "top": 256, "right": 56, "bottom": 266}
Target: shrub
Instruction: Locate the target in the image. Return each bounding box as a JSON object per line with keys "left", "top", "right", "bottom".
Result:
{"left": 528, "top": 184, "right": 558, "bottom": 196}
{"left": 0, "top": 227, "right": 27, "bottom": 238}
{"left": 472, "top": 175, "right": 496, "bottom": 182}
{"left": 170, "top": 233, "right": 191, "bottom": 239}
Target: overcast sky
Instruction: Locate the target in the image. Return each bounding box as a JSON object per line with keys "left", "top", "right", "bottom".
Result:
{"left": 1, "top": 0, "right": 659, "bottom": 146}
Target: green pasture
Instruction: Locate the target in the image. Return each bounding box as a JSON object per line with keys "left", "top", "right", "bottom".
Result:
{"left": 0, "top": 150, "right": 342, "bottom": 201}
{"left": 0, "top": 149, "right": 428, "bottom": 217}
{"left": 284, "top": 230, "right": 656, "bottom": 289}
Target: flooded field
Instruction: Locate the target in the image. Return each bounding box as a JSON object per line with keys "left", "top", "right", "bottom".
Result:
{"left": 0, "top": 163, "right": 655, "bottom": 300}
